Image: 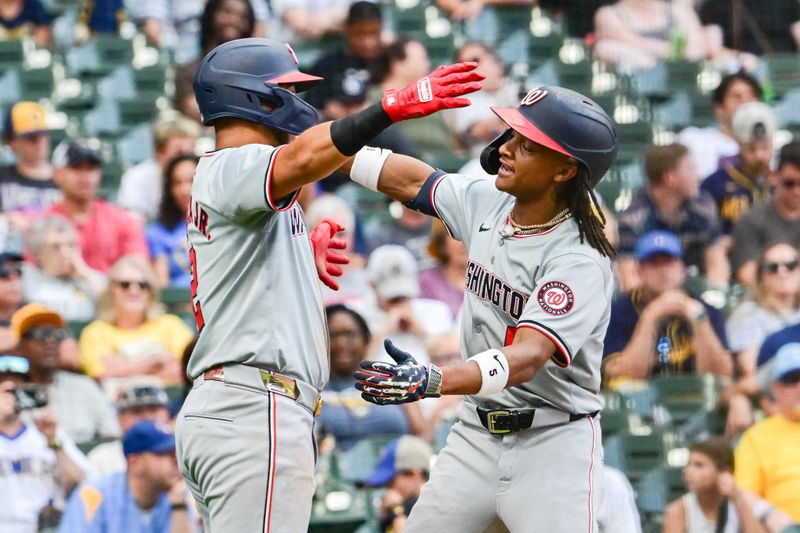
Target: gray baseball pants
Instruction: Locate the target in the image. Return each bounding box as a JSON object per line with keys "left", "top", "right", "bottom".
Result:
{"left": 404, "top": 403, "right": 604, "bottom": 533}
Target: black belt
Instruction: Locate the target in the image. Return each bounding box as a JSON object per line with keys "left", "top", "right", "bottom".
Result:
{"left": 476, "top": 406, "right": 599, "bottom": 435}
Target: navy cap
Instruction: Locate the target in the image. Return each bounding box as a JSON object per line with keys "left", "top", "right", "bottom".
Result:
{"left": 51, "top": 139, "right": 103, "bottom": 168}
{"left": 772, "top": 343, "right": 800, "bottom": 382}
{"left": 362, "top": 436, "right": 433, "bottom": 487}
{"left": 122, "top": 419, "right": 176, "bottom": 456}
{"left": 634, "top": 230, "right": 683, "bottom": 262}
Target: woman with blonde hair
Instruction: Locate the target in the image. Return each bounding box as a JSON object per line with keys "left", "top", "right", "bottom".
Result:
{"left": 727, "top": 242, "right": 800, "bottom": 393}
{"left": 78, "top": 255, "right": 193, "bottom": 389}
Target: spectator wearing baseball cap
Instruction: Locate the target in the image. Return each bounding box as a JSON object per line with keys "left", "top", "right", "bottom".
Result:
{"left": 13, "top": 303, "right": 120, "bottom": 445}
{"left": 602, "top": 231, "right": 732, "bottom": 387}
{"left": 88, "top": 383, "right": 171, "bottom": 476}
{"left": 45, "top": 138, "right": 148, "bottom": 273}
{"left": 0, "top": 354, "right": 91, "bottom": 533}
{"left": 351, "top": 245, "right": 453, "bottom": 368}
{"left": 0, "top": 101, "right": 61, "bottom": 213}
{"left": 730, "top": 141, "right": 800, "bottom": 287}
{"left": 363, "top": 435, "right": 433, "bottom": 531}
{"left": 735, "top": 343, "right": 800, "bottom": 523}
{"left": 60, "top": 419, "right": 196, "bottom": 533}
{"left": 701, "top": 101, "right": 777, "bottom": 237}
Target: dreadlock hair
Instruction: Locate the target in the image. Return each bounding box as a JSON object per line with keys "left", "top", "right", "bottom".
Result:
{"left": 557, "top": 167, "right": 616, "bottom": 258}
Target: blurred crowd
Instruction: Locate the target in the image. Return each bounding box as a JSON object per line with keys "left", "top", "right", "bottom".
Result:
{"left": 0, "top": 0, "right": 798, "bottom": 532}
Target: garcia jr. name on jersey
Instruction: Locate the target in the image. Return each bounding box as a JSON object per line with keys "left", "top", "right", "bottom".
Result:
{"left": 465, "top": 260, "right": 528, "bottom": 320}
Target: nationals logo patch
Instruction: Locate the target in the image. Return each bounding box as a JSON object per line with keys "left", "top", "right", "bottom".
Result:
{"left": 520, "top": 88, "right": 548, "bottom": 106}
{"left": 537, "top": 281, "right": 574, "bottom": 316}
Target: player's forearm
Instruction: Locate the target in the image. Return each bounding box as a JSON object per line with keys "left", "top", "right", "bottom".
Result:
{"left": 377, "top": 154, "right": 437, "bottom": 203}
{"left": 440, "top": 338, "right": 551, "bottom": 395}
{"left": 691, "top": 321, "right": 733, "bottom": 377}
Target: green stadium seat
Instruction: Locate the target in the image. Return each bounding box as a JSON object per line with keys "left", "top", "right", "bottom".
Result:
{"left": 650, "top": 374, "right": 721, "bottom": 426}
{"left": 665, "top": 60, "right": 701, "bottom": 91}
{"left": 686, "top": 89, "right": 715, "bottom": 127}
{"left": 604, "top": 430, "right": 676, "bottom": 484}
{"left": 308, "top": 482, "right": 372, "bottom": 532}
{"left": 334, "top": 435, "right": 397, "bottom": 484}
{"left": 613, "top": 121, "right": 654, "bottom": 163}
{"left": 0, "top": 39, "right": 26, "bottom": 68}
{"left": 600, "top": 408, "right": 645, "bottom": 439}
{"left": 117, "top": 96, "right": 161, "bottom": 129}
{"left": 19, "top": 67, "right": 55, "bottom": 100}
{"left": 66, "top": 320, "right": 91, "bottom": 338}
{"left": 555, "top": 60, "right": 593, "bottom": 94}
{"left": 528, "top": 34, "right": 564, "bottom": 69}
{"left": 781, "top": 526, "right": 800, "bottom": 533}
{"left": 636, "top": 466, "right": 685, "bottom": 516}
{"left": 132, "top": 64, "right": 168, "bottom": 98}
{"left": 160, "top": 287, "right": 191, "bottom": 309}
{"left": 762, "top": 54, "right": 800, "bottom": 100}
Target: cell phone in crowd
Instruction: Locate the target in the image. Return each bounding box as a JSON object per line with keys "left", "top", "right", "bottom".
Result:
{"left": 13, "top": 385, "right": 49, "bottom": 412}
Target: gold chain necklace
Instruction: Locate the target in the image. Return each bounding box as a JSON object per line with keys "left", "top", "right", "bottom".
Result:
{"left": 505, "top": 208, "right": 571, "bottom": 236}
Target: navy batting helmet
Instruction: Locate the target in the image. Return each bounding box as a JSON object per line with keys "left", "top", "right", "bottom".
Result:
{"left": 480, "top": 86, "right": 618, "bottom": 187}
{"left": 194, "top": 38, "right": 323, "bottom": 135}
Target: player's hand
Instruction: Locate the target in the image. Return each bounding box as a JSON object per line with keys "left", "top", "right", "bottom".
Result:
{"left": 310, "top": 218, "right": 350, "bottom": 291}
{"left": 354, "top": 339, "right": 441, "bottom": 405}
{"left": 381, "top": 62, "right": 484, "bottom": 123}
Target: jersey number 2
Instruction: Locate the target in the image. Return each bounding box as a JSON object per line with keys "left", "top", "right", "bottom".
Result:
{"left": 189, "top": 246, "right": 205, "bottom": 332}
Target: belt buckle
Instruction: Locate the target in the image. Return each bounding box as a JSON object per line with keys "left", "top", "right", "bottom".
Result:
{"left": 487, "top": 410, "right": 511, "bottom": 435}
{"left": 260, "top": 370, "right": 299, "bottom": 400}
{"left": 313, "top": 396, "right": 324, "bottom": 417}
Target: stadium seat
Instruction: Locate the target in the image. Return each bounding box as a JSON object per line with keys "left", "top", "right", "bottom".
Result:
{"left": 308, "top": 481, "right": 372, "bottom": 532}
{"left": 66, "top": 320, "right": 91, "bottom": 338}
{"left": 599, "top": 408, "right": 645, "bottom": 439}
{"left": 0, "top": 39, "right": 26, "bottom": 68}
{"left": 636, "top": 466, "right": 685, "bottom": 517}
{"left": 665, "top": 60, "right": 701, "bottom": 92}
{"left": 761, "top": 54, "right": 800, "bottom": 100}
{"left": 334, "top": 435, "right": 397, "bottom": 484}
{"left": 160, "top": 287, "right": 191, "bottom": 310}
{"left": 613, "top": 120, "right": 654, "bottom": 163}
{"left": 604, "top": 430, "right": 676, "bottom": 484}
{"left": 650, "top": 374, "right": 721, "bottom": 426}
{"left": 19, "top": 67, "right": 55, "bottom": 101}
{"left": 554, "top": 60, "right": 593, "bottom": 94}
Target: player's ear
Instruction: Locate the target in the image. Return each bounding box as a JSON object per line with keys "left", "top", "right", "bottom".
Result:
{"left": 553, "top": 158, "right": 578, "bottom": 183}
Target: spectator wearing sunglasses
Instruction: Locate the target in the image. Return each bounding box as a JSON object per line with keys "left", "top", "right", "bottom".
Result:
{"left": 0, "top": 248, "right": 23, "bottom": 352}
{"left": 78, "top": 256, "right": 193, "bottom": 393}
{"left": 730, "top": 141, "right": 800, "bottom": 284}
{"left": 12, "top": 304, "right": 120, "bottom": 446}
{"left": 735, "top": 343, "right": 800, "bottom": 523}
{"left": 88, "top": 383, "right": 171, "bottom": 476}
{"left": 22, "top": 215, "right": 106, "bottom": 322}
{"left": 727, "top": 244, "right": 800, "bottom": 401}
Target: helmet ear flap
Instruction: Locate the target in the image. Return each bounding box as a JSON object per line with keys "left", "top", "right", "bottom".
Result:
{"left": 480, "top": 128, "right": 513, "bottom": 175}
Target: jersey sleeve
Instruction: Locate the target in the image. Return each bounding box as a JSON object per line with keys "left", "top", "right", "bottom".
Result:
{"left": 430, "top": 173, "right": 497, "bottom": 243}
{"left": 204, "top": 144, "right": 298, "bottom": 218}
{"left": 517, "top": 253, "right": 610, "bottom": 367}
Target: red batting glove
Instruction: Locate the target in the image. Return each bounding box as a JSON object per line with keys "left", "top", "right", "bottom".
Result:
{"left": 382, "top": 62, "right": 485, "bottom": 122}
{"left": 310, "top": 218, "right": 350, "bottom": 291}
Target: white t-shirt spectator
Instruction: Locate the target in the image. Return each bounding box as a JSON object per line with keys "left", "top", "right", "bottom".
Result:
{"left": 678, "top": 126, "right": 739, "bottom": 179}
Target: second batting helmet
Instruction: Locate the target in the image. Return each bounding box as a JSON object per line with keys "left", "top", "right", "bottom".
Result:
{"left": 480, "top": 86, "right": 618, "bottom": 187}
{"left": 194, "top": 38, "right": 323, "bottom": 135}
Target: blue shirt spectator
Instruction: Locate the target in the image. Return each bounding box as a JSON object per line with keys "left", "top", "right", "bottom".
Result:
{"left": 59, "top": 420, "right": 197, "bottom": 533}
{"left": 80, "top": 0, "right": 126, "bottom": 34}
{"left": 146, "top": 154, "right": 196, "bottom": 288}
{"left": 0, "top": 0, "right": 50, "bottom": 40}
{"left": 700, "top": 158, "right": 771, "bottom": 235}
{"left": 145, "top": 222, "right": 190, "bottom": 288}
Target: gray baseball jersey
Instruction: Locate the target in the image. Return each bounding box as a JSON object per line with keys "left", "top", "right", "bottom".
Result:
{"left": 430, "top": 172, "right": 614, "bottom": 414}
{"left": 186, "top": 144, "right": 329, "bottom": 389}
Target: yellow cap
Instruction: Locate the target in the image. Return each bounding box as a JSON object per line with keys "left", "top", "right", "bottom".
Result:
{"left": 3, "top": 102, "right": 48, "bottom": 138}
{"left": 11, "top": 303, "right": 65, "bottom": 341}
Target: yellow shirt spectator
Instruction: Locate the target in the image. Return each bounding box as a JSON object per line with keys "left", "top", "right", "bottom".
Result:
{"left": 734, "top": 414, "right": 800, "bottom": 521}
{"left": 79, "top": 314, "right": 193, "bottom": 378}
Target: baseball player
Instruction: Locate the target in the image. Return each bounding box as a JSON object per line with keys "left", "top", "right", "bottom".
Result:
{"left": 174, "top": 37, "right": 483, "bottom": 533}
{"left": 351, "top": 86, "right": 618, "bottom": 532}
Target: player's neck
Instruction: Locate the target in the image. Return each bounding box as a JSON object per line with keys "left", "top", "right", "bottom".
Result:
{"left": 214, "top": 120, "right": 280, "bottom": 150}
{"left": 694, "top": 489, "right": 724, "bottom": 516}
{"left": 509, "top": 198, "right": 568, "bottom": 227}
{"left": 60, "top": 196, "right": 94, "bottom": 219}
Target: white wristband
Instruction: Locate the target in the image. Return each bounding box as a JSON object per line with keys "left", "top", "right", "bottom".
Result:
{"left": 350, "top": 146, "right": 392, "bottom": 192}
{"left": 468, "top": 349, "right": 509, "bottom": 395}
